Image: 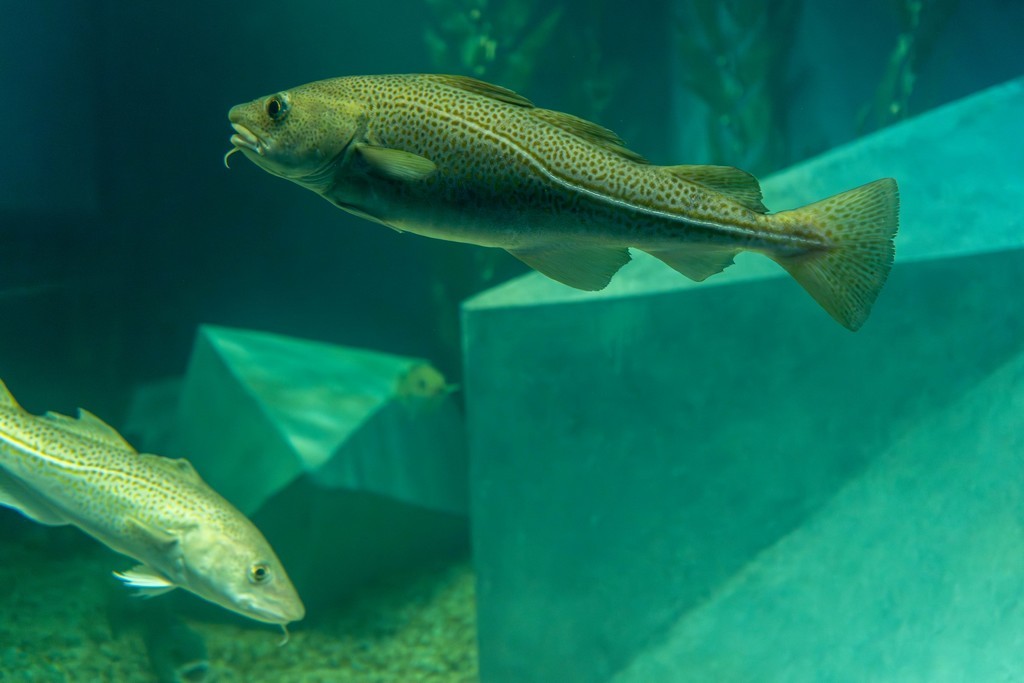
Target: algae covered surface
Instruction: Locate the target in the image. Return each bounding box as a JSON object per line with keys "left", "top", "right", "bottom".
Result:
{"left": 0, "top": 524, "right": 477, "bottom": 682}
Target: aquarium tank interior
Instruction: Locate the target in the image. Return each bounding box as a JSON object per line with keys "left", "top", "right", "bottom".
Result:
{"left": 1, "top": 0, "right": 1023, "bottom": 681}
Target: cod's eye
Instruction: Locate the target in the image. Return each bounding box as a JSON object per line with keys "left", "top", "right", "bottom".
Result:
{"left": 265, "top": 94, "right": 289, "bottom": 121}
{"left": 249, "top": 563, "right": 272, "bottom": 584}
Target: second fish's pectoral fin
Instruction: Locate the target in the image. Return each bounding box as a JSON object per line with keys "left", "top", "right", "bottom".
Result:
{"left": 355, "top": 143, "right": 437, "bottom": 181}
{"left": 507, "top": 245, "right": 631, "bottom": 291}
{"left": 643, "top": 245, "right": 740, "bottom": 282}
{"left": 113, "top": 565, "right": 177, "bottom": 598}
{"left": 0, "top": 468, "right": 70, "bottom": 526}
{"left": 125, "top": 515, "right": 186, "bottom": 554}
{"left": 662, "top": 165, "right": 767, "bottom": 213}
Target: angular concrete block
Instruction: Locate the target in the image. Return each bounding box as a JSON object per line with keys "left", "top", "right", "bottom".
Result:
{"left": 172, "top": 326, "right": 468, "bottom": 610}
{"left": 463, "top": 77, "right": 1024, "bottom": 682}
{"left": 177, "top": 325, "right": 467, "bottom": 516}
{"left": 614, "top": 349, "right": 1024, "bottom": 682}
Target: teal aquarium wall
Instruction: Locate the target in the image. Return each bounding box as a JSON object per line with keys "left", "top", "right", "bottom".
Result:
{"left": 1, "top": 0, "right": 1023, "bottom": 680}
{"left": 463, "top": 79, "right": 1024, "bottom": 682}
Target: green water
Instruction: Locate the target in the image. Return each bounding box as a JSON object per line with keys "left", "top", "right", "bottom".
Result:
{"left": 1, "top": 1, "right": 1023, "bottom": 681}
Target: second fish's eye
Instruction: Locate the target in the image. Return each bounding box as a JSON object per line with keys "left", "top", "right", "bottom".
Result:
{"left": 250, "top": 563, "right": 271, "bottom": 584}
{"left": 266, "top": 95, "right": 288, "bottom": 121}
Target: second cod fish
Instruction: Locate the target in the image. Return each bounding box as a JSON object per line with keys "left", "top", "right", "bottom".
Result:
{"left": 0, "top": 380, "right": 304, "bottom": 638}
{"left": 226, "top": 74, "right": 899, "bottom": 331}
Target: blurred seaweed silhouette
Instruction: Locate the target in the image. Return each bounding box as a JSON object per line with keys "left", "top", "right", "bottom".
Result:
{"left": 559, "top": 0, "right": 627, "bottom": 126}
{"left": 674, "top": 0, "right": 801, "bottom": 176}
{"left": 424, "top": 0, "right": 562, "bottom": 92}
{"left": 858, "top": 0, "right": 959, "bottom": 133}
{"left": 422, "top": 0, "right": 564, "bottom": 370}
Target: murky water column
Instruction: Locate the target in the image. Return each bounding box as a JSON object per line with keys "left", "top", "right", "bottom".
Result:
{"left": 463, "top": 78, "right": 1024, "bottom": 683}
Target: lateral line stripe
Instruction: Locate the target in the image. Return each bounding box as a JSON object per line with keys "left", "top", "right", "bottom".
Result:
{"left": 397, "top": 97, "right": 792, "bottom": 244}
{"left": 0, "top": 430, "right": 156, "bottom": 491}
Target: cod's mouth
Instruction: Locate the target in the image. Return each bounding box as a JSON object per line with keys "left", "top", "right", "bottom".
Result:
{"left": 224, "top": 123, "right": 264, "bottom": 168}
{"left": 241, "top": 598, "right": 305, "bottom": 626}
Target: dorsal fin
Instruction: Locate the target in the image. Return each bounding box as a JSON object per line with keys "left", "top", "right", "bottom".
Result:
{"left": 140, "top": 454, "right": 203, "bottom": 483}
{"left": 662, "top": 165, "right": 767, "bottom": 213}
{"left": 42, "top": 409, "right": 138, "bottom": 453}
{"left": 531, "top": 108, "right": 649, "bottom": 164}
{"left": 426, "top": 74, "right": 535, "bottom": 107}
{"left": 0, "top": 379, "right": 22, "bottom": 411}
{"left": 424, "top": 75, "right": 648, "bottom": 164}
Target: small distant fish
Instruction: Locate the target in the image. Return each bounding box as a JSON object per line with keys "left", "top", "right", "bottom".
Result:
{"left": 396, "top": 363, "right": 458, "bottom": 401}
{"left": 226, "top": 74, "right": 899, "bottom": 330}
{"left": 395, "top": 363, "right": 459, "bottom": 417}
{"left": 0, "top": 380, "right": 304, "bottom": 637}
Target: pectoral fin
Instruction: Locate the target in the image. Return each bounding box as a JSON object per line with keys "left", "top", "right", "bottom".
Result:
{"left": 125, "top": 515, "right": 183, "bottom": 554}
{"left": 356, "top": 144, "right": 437, "bottom": 181}
{"left": 113, "top": 565, "right": 177, "bottom": 598}
{"left": 507, "top": 244, "right": 631, "bottom": 291}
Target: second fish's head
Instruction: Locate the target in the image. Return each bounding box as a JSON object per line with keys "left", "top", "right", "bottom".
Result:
{"left": 180, "top": 520, "right": 306, "bottom": 628}
{"left": 226, "top": 79, "right": 363, "bottom": 190}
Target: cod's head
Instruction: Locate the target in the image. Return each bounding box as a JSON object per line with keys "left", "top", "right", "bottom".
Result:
{"left": 226, "top": 79, "right": 364, "bottom": 190}
{"left": 181, "top": 521, "right": 305, "bottom": 631}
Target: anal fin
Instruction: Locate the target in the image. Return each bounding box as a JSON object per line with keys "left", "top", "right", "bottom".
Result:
{"left": 507, "top": 245, "right": 631, "bottom": 291}
{"left": 642, "top": 245, "right": 740, "bottom": 282}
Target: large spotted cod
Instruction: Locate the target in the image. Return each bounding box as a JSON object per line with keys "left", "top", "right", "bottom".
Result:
{"left": 226, "top": 74, "right": 899, "bottom": 330}
{"left": 0, "top": 380, "right": 304, "bottom": 636}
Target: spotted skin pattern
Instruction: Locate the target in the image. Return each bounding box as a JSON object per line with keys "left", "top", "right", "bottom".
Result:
{"left": 227, "top": 74, "right": 899, "bottom": 330}
{"left": 0, "top": 380, "right": 304, "bottom": 627}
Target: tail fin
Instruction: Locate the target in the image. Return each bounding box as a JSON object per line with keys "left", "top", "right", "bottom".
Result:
{"left": 771, "top": 178, "right": 899, "bottom": 331}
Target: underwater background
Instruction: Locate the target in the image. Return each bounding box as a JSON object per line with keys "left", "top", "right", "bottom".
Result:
{"left": 2, "top": 0, "right": 1023, "bottom": 681}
